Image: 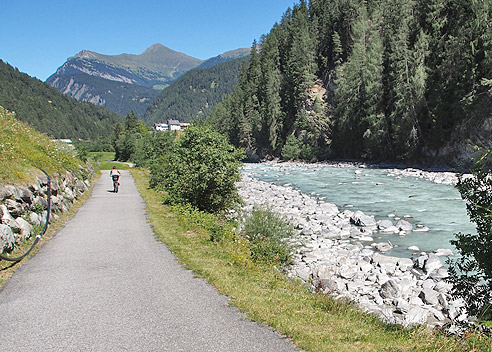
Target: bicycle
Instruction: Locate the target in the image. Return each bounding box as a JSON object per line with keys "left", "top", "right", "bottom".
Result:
{"left": 112, "top": 174, "right": 120, "bottom": 193}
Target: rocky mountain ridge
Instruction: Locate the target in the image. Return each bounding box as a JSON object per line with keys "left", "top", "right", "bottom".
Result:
{"left": 50, "top": 44, "right": 203, "bottom": 89}
{"left": 47, "top": 44, "right": 249, "bottom": 117}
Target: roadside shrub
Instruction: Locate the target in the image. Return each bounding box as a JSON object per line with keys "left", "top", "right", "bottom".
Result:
{"left": 240, "top": 206, "right": 299, "bottom": 267}
{"left": 150, "top": 124, "right": 244, "bottom": 213}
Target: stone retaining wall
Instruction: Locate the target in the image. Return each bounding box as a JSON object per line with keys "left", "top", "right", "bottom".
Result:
{"left": 0, "top": 167, "right": 93, "bottom": 253}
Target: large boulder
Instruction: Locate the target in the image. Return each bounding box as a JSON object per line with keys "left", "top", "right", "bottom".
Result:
{"left": 0, "top": 224, "right": 15, "bottom": 252}
{"left": 0, "top": 205, "right": 21, "bottom": 233}
{"left": 373, "top": 253, "right": 399, "bottom": 274}
{"left": 424, "top": 254, "right": 442, "bottom": 274}
{"left": 15, "top": 217, "right": 33, "bottom": 240}
{"left": 419, "top": 288, "right": 440, "bottom": 305}
{"left": 318, "top": 202, "right": 339, "bottom": 217}
{"left": 380, "top": 279, "right": 402, "bottom": 299}
{"left": 396, "top": 219, "right": 413, "bottom": 231}
{"left": 19, "top": 187, "right": 34, "bottom": 204}
{"left": 404, "top": 306, "right": 429, "bottom": 326}
{"left": 29, "top": 212, "right": 41, "bottom": 227}
{"left": 0, "top": 186, "right": 14, "bottom": 202}
{"left": 434, "top": 248, "right": 454, "bottom": 257}
{"left": 351, "top": 211, "right": 377, "bottom": 227}
{"left": 5, "top": 199, "right": 24, "bottom": 217}
{"left": 377, "top": 219, "right": 394, "bottom": 230}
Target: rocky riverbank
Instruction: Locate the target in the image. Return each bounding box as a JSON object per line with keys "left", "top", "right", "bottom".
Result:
{"left": 0, "top": 168, "right": 93, "bottom": 254}
{"left": 271, "top": 160, "right": 461, "bottom": 185}
{"left": 236, "top": 172, "right": 468, "bottom": 330}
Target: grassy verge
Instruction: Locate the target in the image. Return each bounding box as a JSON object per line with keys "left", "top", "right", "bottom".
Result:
{"left": 0, "top": 106, "right": 81, "bottom": 185}
{"left": 132, "top": 167, "right": 491, "bottom": 352}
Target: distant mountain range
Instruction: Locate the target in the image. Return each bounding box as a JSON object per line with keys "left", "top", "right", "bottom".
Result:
{"left": 47, "top": 44, "right": 249, "bottom": 117}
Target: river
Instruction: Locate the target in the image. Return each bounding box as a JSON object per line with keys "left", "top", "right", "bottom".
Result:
{"left": 242, "top": 162, "right": 476, "bottom": 258}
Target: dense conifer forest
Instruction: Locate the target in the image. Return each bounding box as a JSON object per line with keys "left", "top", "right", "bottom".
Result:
{"left": 208, "top": 0, "right": 492, "bottom": 163}
{"left": 0, "top": 60, "right": 123, "bottom": 139}
{"left": 144, "top": 57, "right": 248, "bottom": 124}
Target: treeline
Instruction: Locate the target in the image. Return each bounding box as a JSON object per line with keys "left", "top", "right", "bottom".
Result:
{"left": 208, "top": 0, "right": 492, "bottom": 162}
{"left": 0, "top": 60, "right": 123, "bottom": 140}
{"left": 144, "top": 57, "right": 248, "bottom": 125}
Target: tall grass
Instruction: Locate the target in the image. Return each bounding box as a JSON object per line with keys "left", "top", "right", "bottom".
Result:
{"left": 0, "top": 106, "right": 80, "bottom": 184}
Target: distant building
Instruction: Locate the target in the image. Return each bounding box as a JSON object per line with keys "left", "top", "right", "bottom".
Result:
{"left": 168, "top": 119, "right": 181, "bottom": 131}
{"left": 52, "top": 139, "right": 73, "bottom": 144}
{"left": 154, "top": 120, "right": 190, "bottom": 132}
{"left": 154, "top": 123, "right": 169, "bottom": 131}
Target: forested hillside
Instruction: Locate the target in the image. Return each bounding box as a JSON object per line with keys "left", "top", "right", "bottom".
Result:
{"left": 144, "top": 57, "right": 248, "bottom": 124}
{"left": 208, "top": 0, "right": 492, "bottom": 164}
{"left": 0, "top": 60, "right": 122, "bottom": 139}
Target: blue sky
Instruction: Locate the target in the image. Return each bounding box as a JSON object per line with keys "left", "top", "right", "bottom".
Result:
{"left": 1, "top": 0, "right": 297, "bottom": 81}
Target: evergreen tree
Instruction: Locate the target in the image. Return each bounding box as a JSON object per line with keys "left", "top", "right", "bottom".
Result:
{"left": 259, "top": 29, "right": 284, "bottom": 152}
{"left": 333, "top": 2, "right": 385, "bottom": 158}
{"left": 385, "top": 0, "right": 428, "bottom": 159}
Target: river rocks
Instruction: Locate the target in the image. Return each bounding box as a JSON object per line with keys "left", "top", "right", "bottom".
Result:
{"left": 424, "top": 253, "right": 443, "bottom": 274}
{"left": 386, "top": 168, "right": 459, "bottom": 185}
{"left": 420, "top": 288, "right": 440, "bottom": 305}
{"left": 0, "top": 168, "right": 93, "bottom": 254}
{"left": 237, "top": 172, "right": 465, "bottom": 331}
{"left": 397, "top": 219, "right": 413, "bottom": 231}
{"left": 380, "top": 279, "right": 401, "bottom": 299}
{"left": 404, "top": 306, "right": 429, "bottom": 326}
{"left": 351, "top": 211, "right": 377, "bottom": 228}
{"left": 434, "top": 248, "right": 454, "bottom": 257}
{"left": 371, "top": 242, "right": 393, "bottom": 252}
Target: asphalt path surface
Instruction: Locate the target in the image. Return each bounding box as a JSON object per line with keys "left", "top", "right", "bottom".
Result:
{"left": 0, "top": 171, "right": 299, "bottom": 351}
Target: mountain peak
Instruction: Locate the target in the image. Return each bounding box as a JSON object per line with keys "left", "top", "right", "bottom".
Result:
{"left": 142, "top": 43, "right": 169, "bottom": 54}
{"left": 73, "top": 50, "right": 98, "bottom": 60}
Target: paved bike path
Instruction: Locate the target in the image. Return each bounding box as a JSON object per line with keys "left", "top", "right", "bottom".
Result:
{"left": 0, "top": 171, "right": 298, "bottom": 351}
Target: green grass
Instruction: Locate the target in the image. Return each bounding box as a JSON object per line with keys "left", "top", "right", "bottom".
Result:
{"left": 0, "top": 106, "right": 81, "bottom": 184}
{"left": 88, "top": 151, "right": 132, "bottom": 171}
{"left": 131, "top": 167, "right": 492, "bottom": 352}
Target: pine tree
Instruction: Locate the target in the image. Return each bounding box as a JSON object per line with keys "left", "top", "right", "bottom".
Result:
{"left": 333, "top": 2, "right": 385, "bottom": 158}
{"left": 385, "top": 0, "right": 428, "bottom": 159}
{"left": 259, "top": 28, "right": 284, "bottom": 153}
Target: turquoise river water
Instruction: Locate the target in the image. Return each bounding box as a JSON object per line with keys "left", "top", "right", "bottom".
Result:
{"left": 243, "top": 163, "right": 476, "bottom": 258}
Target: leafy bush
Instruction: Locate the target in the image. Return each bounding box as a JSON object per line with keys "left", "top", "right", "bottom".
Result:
{"left": 447, "top": 152, "right": 492, "bottom": 320}
{"left": 150, "top": 124, "right": 244, "bottom": 213}
{"left": 133, "top": 131, "right": 176, "bottom": 168}
{"left": 240, "top": 206, "right": 299, "bottom": 267}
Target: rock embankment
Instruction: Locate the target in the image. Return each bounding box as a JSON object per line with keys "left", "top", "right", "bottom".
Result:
{"left": 0, "top": 168, "right": 93, "bottom": 254}
{"left": 236, "top": 175, "right": 467, "bottom": 329}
